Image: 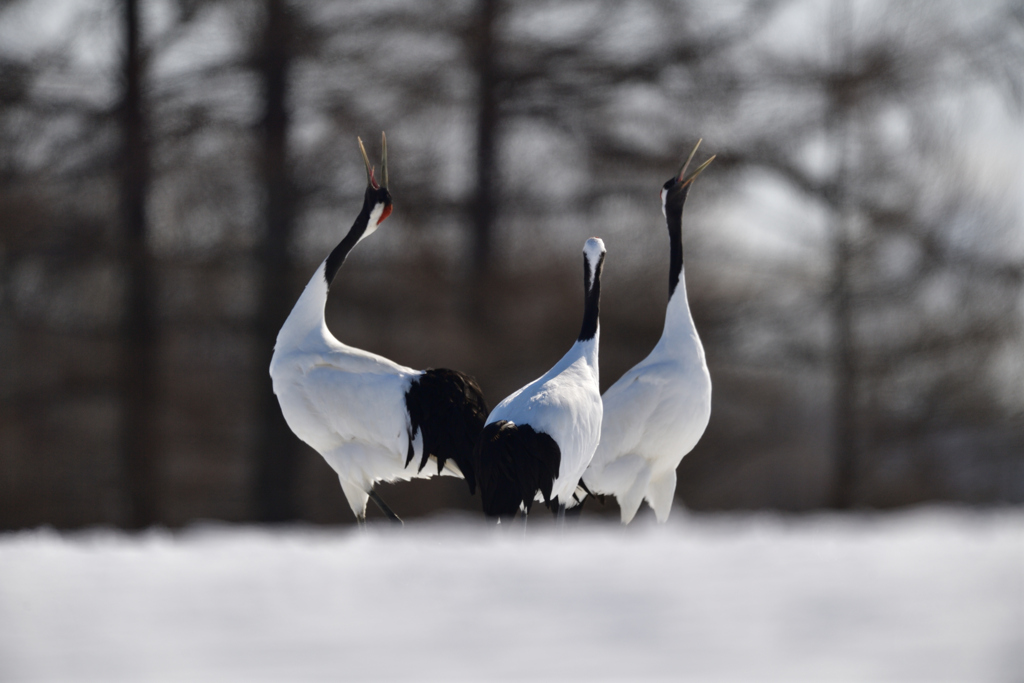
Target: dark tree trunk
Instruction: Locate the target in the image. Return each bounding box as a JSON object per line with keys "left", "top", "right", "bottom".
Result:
{"left": 830, "top": 195, "right": 857, "bottom": 510}
{"left": 119, "top": 0, "right": 157, "bottom": 529}
{"left": 471, "top": 0, "right": 499, "bottom": 289}
{"left": 119, "top": 0, "right": 157, "bottom": 528}
{"left": 828, "top": 0, "right": 858, "bottom": 510}
{"left": 253, "top": 0, "right": 298, "bottom": 522}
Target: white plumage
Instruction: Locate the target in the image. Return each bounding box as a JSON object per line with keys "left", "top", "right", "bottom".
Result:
{"left": 270, "top": 135, "right": 487, "bottom": 522}
{"left": 582, "top": 143, "right": 714, "bottom": 524}
{"left": 476, "top": 238, "right": 606, "bottom": 518}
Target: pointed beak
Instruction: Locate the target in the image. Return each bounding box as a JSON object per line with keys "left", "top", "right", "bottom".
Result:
{"left": 676, "top": 138, "right": 703, "bottom": 182}
{"left": 680, "top": 154, "right": 715, "bottom": 188}
{"left": 380, "top": 131, "right": 388, "bottom": 190}
{"left": 357, "top": 136, "right": 377, "bottom": 189}
{"left": 675, "top": 139, "right": 715, "bottom": 187}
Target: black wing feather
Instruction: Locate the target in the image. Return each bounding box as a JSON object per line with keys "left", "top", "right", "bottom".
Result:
{"left": 404, "top": 368, "right": 489, "bottom": 495}
{"left": 475, "top": 420, "right": 562, "bottom": 518}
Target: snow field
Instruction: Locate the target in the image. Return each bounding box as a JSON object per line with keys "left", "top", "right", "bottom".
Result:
{"left": 1, "top": 508, "right": 1021, "bottom": 682}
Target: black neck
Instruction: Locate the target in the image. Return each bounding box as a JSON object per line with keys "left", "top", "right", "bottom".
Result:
{"left": 578, "top": 254, "right": 604, "bottom": 342}
{"left": 324, "top": 204, "right": 372, "bottom": 286}
{"left": 666, "top": 202, "right": 684, "bottom": 299}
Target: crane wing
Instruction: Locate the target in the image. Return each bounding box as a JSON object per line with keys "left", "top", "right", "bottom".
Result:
{"left": 595, "top": 361, "right": 676, "bottom": 463}
{"left": 289, "top": 357, "right": 412, "bottom": 454}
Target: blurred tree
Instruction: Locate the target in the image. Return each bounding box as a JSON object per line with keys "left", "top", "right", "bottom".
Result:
{"left": 471, "top": 0, "right": 500, "bottom": 295}
{"left": 0, "top": 1, "right": 125, "bottom": 528}
{"left": 119, "top": 0, "right": 158, "bottom": 528}
{"left": 826, "top": 0, "right": 857, "bottom": 509}
{"left": 1, "top": 0, "right": 1022, "bottom": 530}
{"left": 253, "top": 0, "right": 299, "bottom": 522}
{"left": 479, "top": 0, "right": 1024, "bottom": 509}
{"left": 713, "top": 0, "right": 1024, "bottom": 507}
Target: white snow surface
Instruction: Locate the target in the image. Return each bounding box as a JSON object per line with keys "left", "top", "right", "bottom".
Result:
{"left": 1, "top": 508, "right": 1021, "bottom": 682}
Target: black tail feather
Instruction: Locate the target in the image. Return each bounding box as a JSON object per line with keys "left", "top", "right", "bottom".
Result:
{"left": 475, "top": 420, "right": 562, "bottom": 518}
{"left": 405, "top": 368, "right": 488, "bottom": 495}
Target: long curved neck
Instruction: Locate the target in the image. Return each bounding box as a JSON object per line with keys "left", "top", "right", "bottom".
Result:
{"left": 325, "top": 203, "right": 374, "bottom": 286}
{"left": 578, "top": 255, "right": 603, "bottom": 343}
{"left": 666, "top": 203, "right": 684, "bottom": 299}
{"left": 664, "top": 265, "right": 697, "bottom": 336}
{"left": 275, "top": 204, "right": 373, "bottom": 350}
{"left": 658, "top": 206, "right": 704, "bottom": 361}
{"left": 552, "top": 252, "right": 601, "bottom": 380}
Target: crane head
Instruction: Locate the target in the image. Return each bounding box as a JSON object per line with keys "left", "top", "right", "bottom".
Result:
{"left": 661, "top": 138, "right": 714, "bottom": 216}
{"left": 358, "top": 132, "right": 393, "bottom": 226}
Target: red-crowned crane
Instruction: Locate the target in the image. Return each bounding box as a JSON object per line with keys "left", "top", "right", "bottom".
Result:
{"left": 270, "top": 134, "right": 488, "bottom": 524}
{"left": 476, "top": 238, "right": 606, "bottom": 522}
{"left": 581, "top": 141, "right": 714, "bottom": 524}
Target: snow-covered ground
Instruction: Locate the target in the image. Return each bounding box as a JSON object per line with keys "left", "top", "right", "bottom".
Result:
{"left": 1, "top": 508, "right": 1021, "bottom": 682}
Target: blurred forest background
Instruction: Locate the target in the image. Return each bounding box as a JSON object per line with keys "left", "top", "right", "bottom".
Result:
{"left": 1, "top": 0, "right": 1022, "bottom": 529}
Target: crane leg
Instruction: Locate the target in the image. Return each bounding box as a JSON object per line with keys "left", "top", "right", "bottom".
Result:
{"left": 368, "top": 490, "right": 404, "bottom": 525}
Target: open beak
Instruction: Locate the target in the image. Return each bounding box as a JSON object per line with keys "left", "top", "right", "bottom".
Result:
{"left": 357, "top": 133, "right": 388, "bottom": 190}
{"left": 676, "top": 138, "right": 702, "bottom": 182}
{"left": 676, "top": 138, "right": 714, "bottom": 188}
{"left": 357, "top": 136, "right": 375, "bottom": 188}
{"left": 680, "top": 155, "right": 715, "bottom": 188}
